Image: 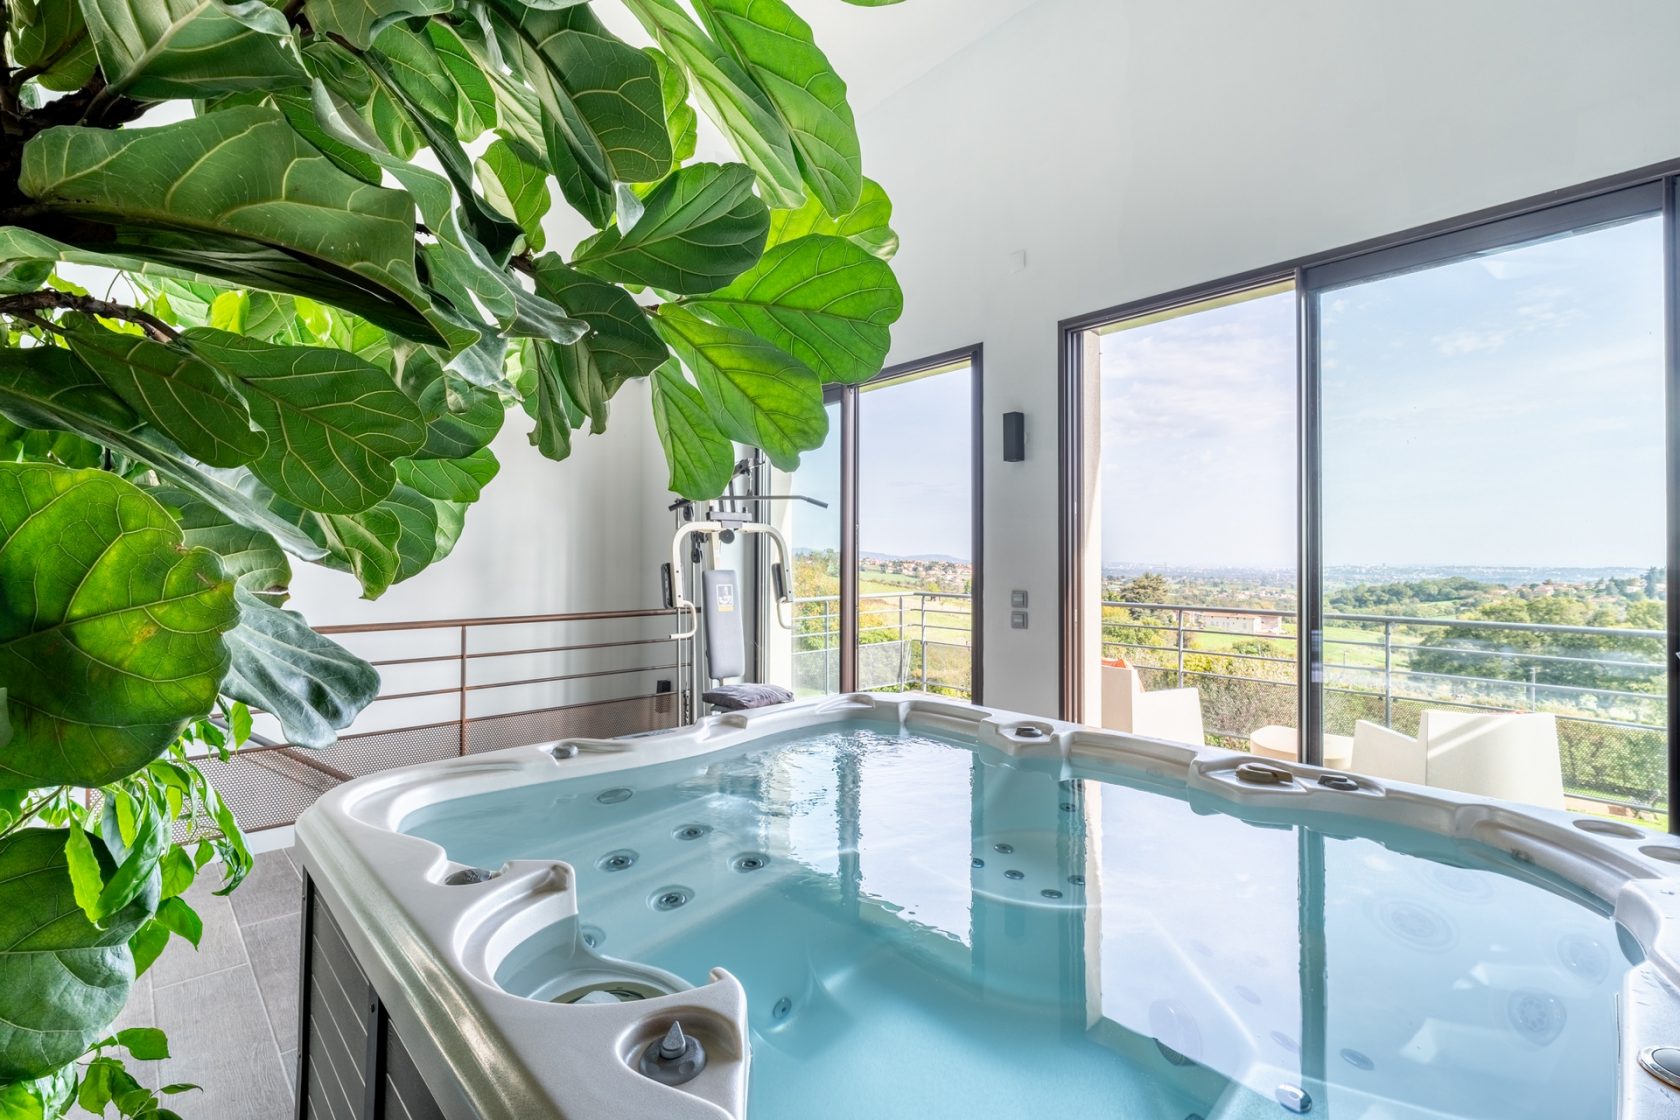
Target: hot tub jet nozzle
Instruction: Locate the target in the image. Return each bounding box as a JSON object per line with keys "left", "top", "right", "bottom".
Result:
{"left": 637, "top": 1020, "right": 706, "bottom": 1086}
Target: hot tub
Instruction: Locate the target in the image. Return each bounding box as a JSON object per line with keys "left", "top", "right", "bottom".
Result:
{"left": 293, "top": 694, "right": 1680, "bottom": 1120}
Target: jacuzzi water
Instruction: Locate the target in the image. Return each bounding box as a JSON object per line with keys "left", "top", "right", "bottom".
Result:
{"left": 399, "top": 720, "right": 1637, "bottom": 1119}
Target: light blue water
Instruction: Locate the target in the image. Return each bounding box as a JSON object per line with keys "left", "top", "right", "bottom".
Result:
{"left": 401, "top": 721, "right": 1636, "bottom": 1119}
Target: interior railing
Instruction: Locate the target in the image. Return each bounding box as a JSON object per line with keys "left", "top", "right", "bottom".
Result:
{"left": 202, "top": 608, "right": 682, "bottom": 832}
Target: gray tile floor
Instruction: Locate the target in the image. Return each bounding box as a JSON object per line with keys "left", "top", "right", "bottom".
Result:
{"left": 83, "top": 848, "right": 303, "bottom": 1120}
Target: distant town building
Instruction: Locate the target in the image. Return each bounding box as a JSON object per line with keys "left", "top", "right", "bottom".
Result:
{"left": 1193, "top": 610, "right": 1285, "bottom": 636}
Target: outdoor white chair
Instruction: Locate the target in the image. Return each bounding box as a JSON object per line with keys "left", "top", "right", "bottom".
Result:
{"left": 1346, "top": 711, "right": 1564, "bottom": 810}
{"left": 1421, "top": 710, "right": 1565, "bottom": 810}
{"left": 1350, "top": 720, "right": 1427, "bottom": 785}
{"left": 1100, "top": 660, "right": 1206, "bottom": 746}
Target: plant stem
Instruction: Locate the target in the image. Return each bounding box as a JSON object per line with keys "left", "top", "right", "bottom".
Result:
{"left": 0, "top": 291, "right": 178, "bottom": 341}
{"left": 0, "top": 785, "right": 69, "bottom": 840}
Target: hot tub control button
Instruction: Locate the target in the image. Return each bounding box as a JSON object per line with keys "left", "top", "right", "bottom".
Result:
{"left": 1236, "top": 763, "right": 1292, "bottom": 786}
{"left": 1317, "top": 774, "right": 1360, "bottom": 792}
{"left": 1275, "top": 1083, "right": 1312, "bottom": 1113}
{"left": 638, "top": 1021, "right": 707, "bottom": 1086}
{"left": 443, "top": 867, "right": 498, "bottom": 885}
{"left": 1639, "top": 1046, "right": 1680, "bottom": 1091}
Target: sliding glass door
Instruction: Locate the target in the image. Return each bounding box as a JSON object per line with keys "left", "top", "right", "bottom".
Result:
{"left": 1066, "top": 177, "right": 1678, "bottom": 831}
{"left": 1084, "top": 285, "right": 1300, "bottom": 750}
{"left": 1307, "top": 193, "right": 1668, "bottom": 822}
{"left": 857, "top": 359, "right": 980, "bottom": 698}
{"left": 769, "top": 399, "right": 843, "bottom": 697}
{"left": 767, "top": 351, "right": 983, "bottom": 702}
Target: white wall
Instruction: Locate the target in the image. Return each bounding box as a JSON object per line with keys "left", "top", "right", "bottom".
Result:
{"left": 288, "top": 380, "right": 673, "bottom": 625}
{"left": 284, "top": 382, "right": 682, "bottom": 734}
{"left": 858, "top": 0, "right": 1680, "bottom": 716}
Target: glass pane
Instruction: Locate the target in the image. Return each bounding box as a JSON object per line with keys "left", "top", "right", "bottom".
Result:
{"left": 1316, "top": 215, "right": 1668, "bottom": 825}
{"left": 768, "top": 400, "right": 842, "bottom": 696}
{"left": 1091, "top": 285, "right": 1299, "bottom": 749}
{"left": 857, "top": 362, "right": 976, "bottom": 698}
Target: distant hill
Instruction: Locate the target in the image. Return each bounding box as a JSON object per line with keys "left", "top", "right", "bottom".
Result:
{"left": 862, "top": 551, "right": 969, "bottom": 565}
{"left": 1101, "top": 562, "right": 1655, "bottom": 588}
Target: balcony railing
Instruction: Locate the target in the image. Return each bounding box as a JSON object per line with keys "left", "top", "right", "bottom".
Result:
{"left": 1101, "top": 600, "right": 1667, "bottom": 814}
{"left": 790, "top": 591, "right": 974, "bottom": 699}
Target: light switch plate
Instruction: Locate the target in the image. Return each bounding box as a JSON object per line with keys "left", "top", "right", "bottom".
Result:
{"left": 1011, "top": 590, "right": 1028, "bottom": 609}
{"left": 1011, "top": 611, "right": 1028, "bottom": 630}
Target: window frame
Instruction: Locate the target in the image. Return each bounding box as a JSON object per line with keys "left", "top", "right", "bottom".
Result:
{"left": 1059, "top": 158, "right": 1680, "bottom": 832}
{"left": 775, "top": 345, "right": 986, "bottom": 701}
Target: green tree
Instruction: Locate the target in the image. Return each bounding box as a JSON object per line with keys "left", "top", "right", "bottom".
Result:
{"left": 0, "top": 0, "right": 902, "bottom": 1112}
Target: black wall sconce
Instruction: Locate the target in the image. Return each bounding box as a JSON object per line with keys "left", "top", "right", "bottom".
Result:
{"left": 1002, "top": 411, "right": 1025, "bottom": 462}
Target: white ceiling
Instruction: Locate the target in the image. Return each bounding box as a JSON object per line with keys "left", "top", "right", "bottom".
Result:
{"left": 597, "top": 0, "right": 1041, "bottom": 115}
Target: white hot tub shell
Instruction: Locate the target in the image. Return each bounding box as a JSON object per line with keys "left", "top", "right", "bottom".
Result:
{"left": 293, "top": 693, "right": 1680, "bottom": 1120}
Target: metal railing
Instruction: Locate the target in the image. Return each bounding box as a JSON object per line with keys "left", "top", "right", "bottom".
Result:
{"left": 790, "top": 591, "right": 974, "bottom": 698}
{"left": 203, "top": 608, "right": 682, "bottom": 831}
{"left": 1101, "top": 599, "right": 1667, "bottom": 811}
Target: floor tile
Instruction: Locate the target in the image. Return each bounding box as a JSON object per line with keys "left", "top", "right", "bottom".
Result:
{"left": 230, "top": 849, "right": 302, "bottom": 927}
{"left": 153, "top": 967, "right": 292, "bottom": 1120}
{"left": 243, "top": 913, "right": 302, "bottom": 1053}
{"left": 279, "top": 1049, "right": 298, "bottom": 1105}
{"left": 148, "top": 876, "right": 248, "bottom": 990}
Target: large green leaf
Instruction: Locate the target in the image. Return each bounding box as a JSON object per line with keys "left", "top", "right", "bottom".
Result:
{"left": 532, "top": 336, "right": 607, "bottom": 434}
{"left": 530, "top": 258, "right": 669, "bottom": 389}
{"left": 647, "top": 47, "right": 698, "bottom": 165}
{"left": 622, "top": 0, "right": 803, "bottom": 207}
{"left": 9, "top": 0, "right": 98, "bottom": 92}
{"left": 650, "top": 360, "right": 735, "bottom": 499}
{"left": 304, "top": 505, "right": 401, "bottom": 599}
{"left": 302, "top": 0, "right": 448, "bottom": 50}
{"left": 696, "top": 0, "right": 861, "bottom": 215}
{"left": 427, "top": 20, "right": 497, "bottom": 139}
{"left": 685, "top": 234, "right": 901, "bottom": 383}
{"left": 396, "top": 448, "right": 499, "bottom": 502}
{"left": 0, "top": 463, "right": 237, "bottom": 789}
{"left": 293, "top": 480, "right": 453, "bottom": 597}
{"left": 0, "top": 829, "right": 157, "bottom": 1081}
{"left": 476, "top": 138, "right": 551, "bottom": 252}
{"left": 573, "top": 163, "right": 768, "bottom": 295}
{"left": 0, "top": 347, "right": 325, "bottom": 559}
{"left": 487, "top": 0, "right": 671, "bottom": 188}
{"left": 395, "top": 349, "right": 505, "bottom": 459}
{"left": 377, "top": 483, "right": 444, "bottom": 582}
{"left": 221, "top": 587, "right": 378, "bottom": 749}
{"left": 362, "top": 33, "right": 522, "bottom": 260}
{"left": 294, "top": 79, "right": 581, "bottom": 347}
{"left": 767, "top": 175, "right": 898, "bottom": 260}
{"left": 651, "top": 304, "right": 825, "bottom": 471}
{"left": 523, "top": 336, "right": 581, "bottom": 461}
{"left": 60, "top": 315, "right": 265, "bottom": 468}
{"left": 17, "top": 107, "right": 452, "bottom": 346}
{"left": 80, "top": 0, "right": 307, "bottom": 101}
{"left": 182, "top": 328, "right": 426, "bottom": 516}
{"left": 149, "top": 485, "right": 290, "bottom": 605}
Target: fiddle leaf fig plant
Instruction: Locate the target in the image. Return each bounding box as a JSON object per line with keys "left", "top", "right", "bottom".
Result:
{"left": 0, "top": 0, "right": 902, "bottom": 1111}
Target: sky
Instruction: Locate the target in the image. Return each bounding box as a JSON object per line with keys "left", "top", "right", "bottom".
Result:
{"left": 787, "top": 367, "right": 975, "bottom": 562}
{"left": 1100, "top": 214, "right": 1666, "bottom": 572}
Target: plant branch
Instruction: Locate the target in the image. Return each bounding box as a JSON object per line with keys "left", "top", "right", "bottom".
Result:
{"left": 0, "top": 785, "right": 69, "bottom": 840}
{"left": 0, "top": 291, "right": 179, "bottom": 341}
